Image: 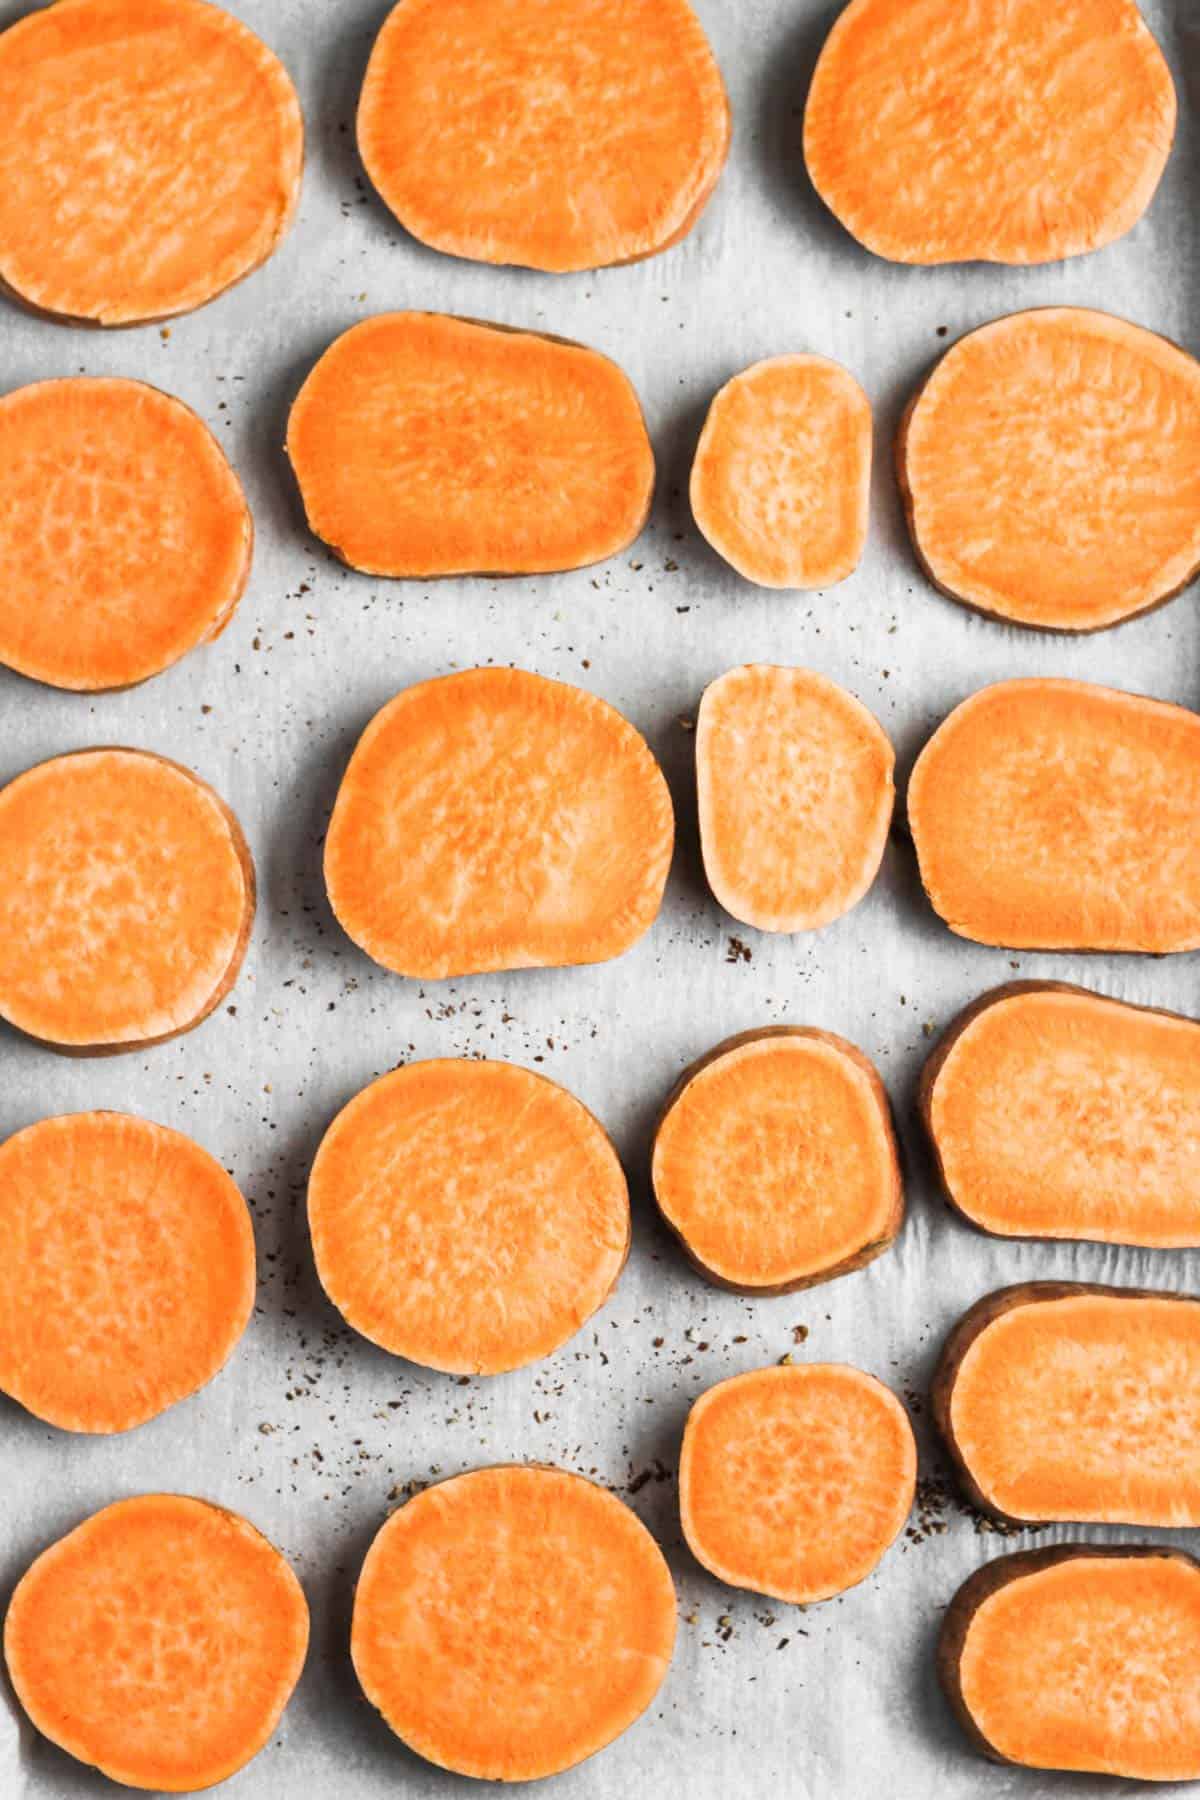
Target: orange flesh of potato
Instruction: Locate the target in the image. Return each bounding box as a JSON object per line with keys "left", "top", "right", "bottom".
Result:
{"left": 908, "top": 679, "right": 1200, "bottom": 952}
{"left": 4, "top": 1494, "right": 309, "bottom": 1793}
{"left": 309, "top": 1059, "right": 629, "bottom": 1375}
{"left": 0, "top": 0, "right": 303, "bottom": 325}
{"left": 898, "top": 310, "right": 1200, "bottom": 630}
{"left": 0, "top": 748, "right": 254, "bottom": 1051}
{"left": 652, "top": 1028, "right": 903, "bottom": 1293}
{"left": 0, "top": 1112, "right": 255, "bottom": 1432}
{"left": 324, "top": 667, "right": 673, "bottom": 979}
{"left": 804, "top": 0, "right": 1175, "bottom": 265}
{"left": 690, "top": 356, "right": 871, "bottom": 588}
{"left": 680, "top": 1363, "right": 916, "bottom": 1603}
{"left": 357, "top": 0, "right": 729, "bottom": 273}
{"left": 286, "top": 312, "right": 655, "bottom": 577}
{"left": 697, "top": 664, "right": 894, "bottom": 932}
{"left": 351, "top": 1465, "right": 676, "bottom": 1781}
{"left": 0, "top": 377, "right": 252, "bottom": 691}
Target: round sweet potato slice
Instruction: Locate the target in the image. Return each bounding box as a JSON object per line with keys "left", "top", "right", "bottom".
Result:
{"left": 0, "top": 0, "right": 303, "bottom": 326}
{"left": 680, "top": 1363, "right": 916, "bottom": 1604}
{"left": 652, "top": 1027, "right": 903, "bottom": 1293}
{"left": 357, "top": 0, "right": 729, "bottom": 273}
{"left": 309, "top": 1059, "right": 629, "bottom": 1375}
{"left": 898, "top": 309, "right": 1200, "bottom": 630}
{"left": 0, "top": 747, "right": 254, "bottom": 1052}
{"left": 0, "top": 377, "right": 252, "bottom": 691}
{"left": 325, "top": 667, "right": 673, "bottom": 979}
{"left": 351, "top": 1466, "right": 676, "bottom": 1781}
{"left": 4, "top": 1494, "right": 309, "bottom": 1793}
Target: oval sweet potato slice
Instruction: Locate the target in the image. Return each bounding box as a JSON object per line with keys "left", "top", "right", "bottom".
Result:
{"left": 0, "top": 377, "right": 251, "bottom": 691}
{"left": 934, "top": 1283, "right": 1200, "bottom": 1526}
{"left": 652, "top": 1028, "right": 902, "bottom": 1293}
{"left": 804, "top": 0, "right": 1175, "bottom": 266}
{"left": 680, "top": 1364, "right": 916, "bottom": 1604}
{"left": 309, "top": 1059, "right": 629, "bottom": 1375}
{"left": 0, "top": 1111, "right": 254, "bottom": 1432}
{"left": 923, "top": 982, "right": 1200, "bottom": 1247}
{"left": 897, "top": 310, "right": 1200, "bottom": 630}
{"left": 286, "top": 312, "right": 655, "bottom": 577}
{"left": 5, "top": 1494, "right": 308, "bottom": 1792}
{"left": 325, "top": 667, "right": 673, "bottom": 979}
{"left": 940, "top": 1546, "right": 1200, "bottom": 1780}
{"left": 0, "top": 0, "right": 303, "bottom": 326}
{"left": 352, "top": 1466, "right": 676, "bottom": 1781}
{"left": 908, "top": 679, "right": 1200, "bottom": 952}
{"left": 0, "top": 747, "right": 254, "bottom": 1052}
{"left": 357, "top": 0, "right": 729, "bottom": 273}
{"left": 697, "top": 665, "right": 893, "bottom": 932}
{"left": 690, "top": 356, "right": 871, "bottom": 588}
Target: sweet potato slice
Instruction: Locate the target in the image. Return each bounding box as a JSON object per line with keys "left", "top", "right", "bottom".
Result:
{"left": 352, "top": 1466, "right": 676, "bottom": 1781}
{"left": 0, "top": 0, "right": 303, "bottom": 326}
{"left": 897, "top": 310, "right": 1200, "bottom": 629}
{"left": 804, "top": 0, "right": 1175, "bottom": 265}
{"left": 680, "top": 1364, "right": 915, "bottom": 1603}
{"left": 652, "top": 1028, "right": 902, "bottom": 1293}
{"left": 5, "top": 1494, "right": 308, "bottom": 1792}
{"left": 309, "top": 1060, "right": 629, "bottom": 1374}
{"left": 909, "top": 679, "right": 1200, "bottom": 952}
{"left": 923, "top": 982, "right": 1200, "bottom": 1247}
{"left": 0, "top": 377, "right": 251, "bottom": 691}
{"left": 690, "top": 357, "right": 871, "bottom": 588}
{"left": 940, "top": 1546, "right": 1200, "bottom": 1779}
{"left": 0, "top": 748, "right": 254, "bottom": 1052}
{"left": 696, "top": 665, "right": 893, "bottom": 932}
{"left": 325, "top": 667, "right": 673, "bottom": 979}
{"left": 934, "top": 1283, "right": 1200, "bottom": 1526}
{"left": 286, "top": 313, "right": 655, "bottom": 577}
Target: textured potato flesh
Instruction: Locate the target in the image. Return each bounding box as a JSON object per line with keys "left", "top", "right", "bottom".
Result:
{"left": 950, "top": 1294, "right": 1200, "bottom": 1524}
{"left": 804, "top": 0, "right": 1175, "bottom": 265}
{"left": 959, "top": 1557, "right": 1200, "bottom": 1779}
{"left": 909, "top": 680, "right": 1200, "bottom": 951}
{"left": 691, "top": 357, "right": 871, "bottom": 588}
{"left": 0, "top": 0, "right": 302, "bottom": 324}
{"left": 902, "top": 311, "right": 1200, "bottom": 628}
{"left": 357, "top": 0, "right": 728, "bottom": 272}
{"left": 680, "top": 1365, "right": 915, "bottom": 1603}
{"left": 351, "top": 1467, "right": 676, "bottom": 1781}
{"left": 697, "top": 665, "right": 893, "bottom": 932}
{"left": 287, "top": 313, "right": 655, "bottom": 576}
{"left": 931, "top": 990, "right": 1200, "bottom": 1244}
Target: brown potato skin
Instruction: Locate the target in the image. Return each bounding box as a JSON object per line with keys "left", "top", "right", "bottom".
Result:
{"left": 651, "top": 1026, "right": 904, "bottom": 1295}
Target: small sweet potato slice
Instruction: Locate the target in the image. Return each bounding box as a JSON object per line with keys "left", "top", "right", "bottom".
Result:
{"left": 357, "top": 0, "right": 729, "bottom": 273}
{"left": 352, "top": 1466, "right": 676, "bottom": 1781}
{"left": 680, "top": 1364, "right": 916, "bottom": 1603}
{"left": 934, "top": 1283, "right": 1200, "bottom": 1526}
{"left": 909, "top": 678, "right": 1200, "bottom": 952}
{"left": 897, "top": 309, "right": 1200, "bottom": 629}
{"left": 804, "top": 0, "right": 1175, "bottom": 265}
{"left": 325, "top": 667, "right": 673, "bottom": 979}
{"left": 690, "top": 356, "right": 871, "bottom": 588}
{"left": 652, "top": 1027, "right": 902, "bottom": 1293}
{"left": 0, "top": 1111, "right": 254, "bottom": 1432}
{"left": 0, "top": 377, "right": 251, "bottom": 690}
{"left": 286, "top": 312, "right": 655, "bottom": 577}
{"left": 0, "top": 0, "right": 303, "bottom": 326}
{"left": 5, "top": 1494, "right": 309, "bottom": 1793}
{"left": 0, "top": 747, "right": 254, "bottom": 1052}
{"left": 923, "top": 982, "right": 1200, "bottom": 1247}
{"left": 697, "top": 664, "right": 893, "bottom": 932}
{"left": 940, "top": 1545, "right": 1200, "bottom": 1780}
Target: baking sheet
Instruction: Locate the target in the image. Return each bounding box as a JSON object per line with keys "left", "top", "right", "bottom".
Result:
{"left": 1, "top": 0, "right": 1199, "bottom": 1793}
